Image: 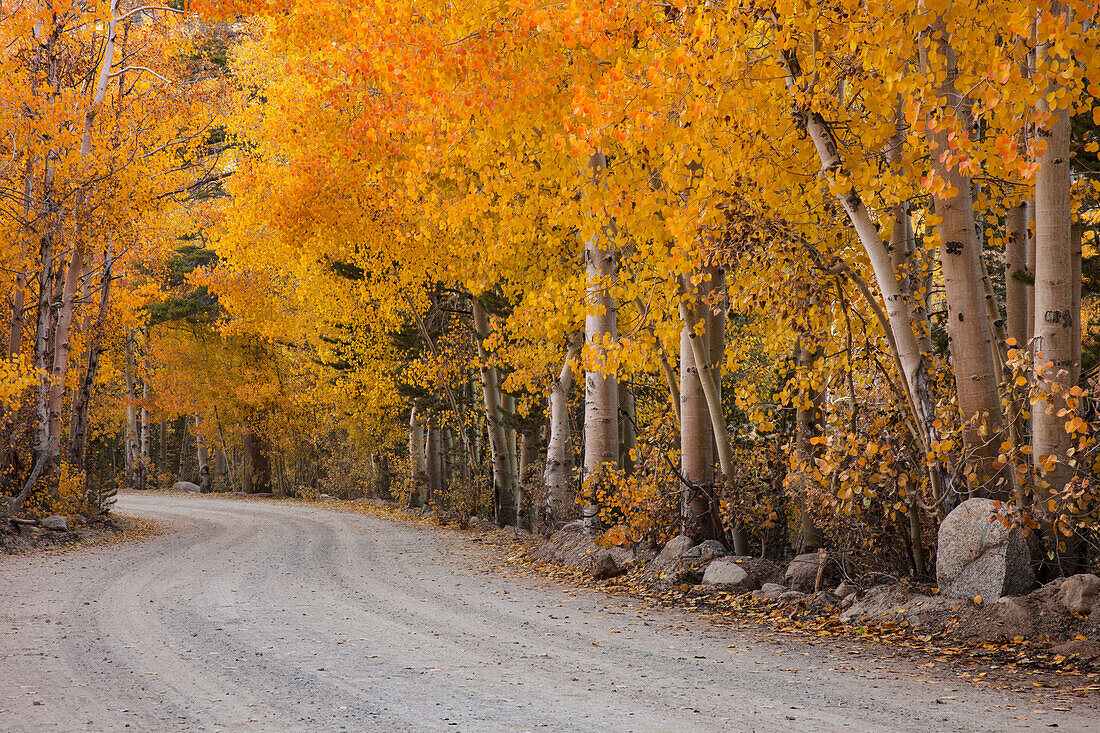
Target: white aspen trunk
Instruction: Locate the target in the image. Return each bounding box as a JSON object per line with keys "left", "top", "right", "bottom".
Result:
{"left": 582, "top": 152, "right": 619, "bottom": 536}
{"left": 886, "top": 103, "right": 914, "bottom": 310}
{"left": 1006, "top": 202, "right": 1029, "bottom": 347}
{"left": 795, "top": 339, "right": 825, "bottom": 551}
{"left": 618, "top": 381, "right": 636, "bottom": 476}
{"left": 912, "top": 216, "right": 934, "bottom": 356}
{"left": 544, "top": 336, "right": 581, "bottom": 530}
{"left": 708, "top": 270, "right": 726, "bottom": 385}
{"left": 426, "top": 420, "right": 442, "bottom": 508}
{"left": 708, "top": 268, "right": 727, "bottom": 523}
{"left": 503, "top": 393, "right": 518, "bottom": 485}
{"left": 214, "top": 448, "right": 227, "bottom": 488}
{"left": 1027, "top": 198, "right": 1037, "bottom": 348}
{"left": 919, "top": 21, "right": 1005, "bottom": 493}
{"left": 678, "top": 290, "right": 748, "bottom": 554}
{"left": 517, "top": 422, "right": 539, "bottom": 528}
{"left": 467, "top": 380, "right": 480, "bottom": 469}
{"left": 680, "top": 322, "right": 716, "bottom": 541}
{"left": 1032, "top": 6, "right": 1077, "bottom": 549}
{"left": 773, "top": 44, "right": 938, "bottom": 464}
{"left": 41, "top": 0, "right": 121, "bottom": 478}
{"left": 159, "top": 419, "right": 168, "bottom": 474}
{"left": 1071, "top": 222, "right": 1082, "bottom": 378}
{"left": 68, "top": 246, "right": 114, "bottom": 468}
{"left": 408, "top": 405, "right": 426, "bottom": 507}
{"left": 518, "top": 425, "right": 539, "bottom": 484}
{"left": 443, "top": 427, "right": 456, "bottom": 502}
{"left": 472, "top": 299, "right": 518, "bottom": 525}
{"left": 124, "top": 332, "right": 141, "bottom": 489}
{"left": 140, "top": 382, "right": 150, "bottom": 480}
{"left": 31, "top": 237, "right": 56, "bottom": 478}
{"left": 196, "top": 417, "right": 210, "bottom": 493}
{"left": 45, "top": 240, "right": 85, "bottom": 472}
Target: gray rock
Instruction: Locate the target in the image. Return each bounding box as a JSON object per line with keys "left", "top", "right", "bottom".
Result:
{"left": 835, "top": 581, "right": 860, "bottom": 599}
{"left": 656, "top": 535, "right": 694, "bottom": 563}
{"left": 647, "top": 535, "right": 694, "bottom": 577}
{"left": 646, "top": 535, "right": 711, "bottom": 586}
{"left": 785, "top": 551, "right": 836, "bottom": 592}
{"left": 172, "top": 481, "right": 202, "bottom": 493}
{"left": 701, "top": 558, "right": 757, "bottom": 593}
{"left": 936, "top": 498, "right": 1035, "bottom": 599}
{"left": 1057, "top": 574, "right": 1100, "bottom": 614}
{"left": 467, "top": 517, "right": 497, "bottom": 532}
{"left": 533, "top": 528, "right": 641, "bottom": 580}
{"left": 779, "top": 590, "right": 805, "bottom": 601}
{"left": 41, "top": 515, "right": 69, "bottom": 531}
{"left": 682, "top": 540, "right": 729, "bottom": 563}
{"left": 749, "top": 582, "right": 786, "bottom": 600}
{"left": 590, "top": 547, "right": 637, "bottom": 580}
{"left": 724, "top": 556, "right": 785, "bottom": 586}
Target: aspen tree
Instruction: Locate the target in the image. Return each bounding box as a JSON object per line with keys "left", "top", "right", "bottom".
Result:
{"left": 919, "top": 17, "right": 1004, "bottom": 492}
{"left": 1032, "top": 1, "right": 1078, "bottom": 561}
{"left": 582, "top": 152, "right": 618, "bottom": 535}
{"left": 680, "top": 300, "right": 717, "bottom": 541}
{"left": 473, "top": 299, "right": 519, "bottom": 525}
{"left": 544, "top": 335, "right": 581, "bottom": 530}
{"left": 1005, "top": 202, "right": 1030, "bottom": 348}
{"left": 408, "top": 405, "right": 427, "bottom": 507}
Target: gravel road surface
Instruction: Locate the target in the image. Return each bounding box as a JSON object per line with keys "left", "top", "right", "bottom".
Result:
{"left": 1, "top": 493, "right": 1096, "bottom": 732}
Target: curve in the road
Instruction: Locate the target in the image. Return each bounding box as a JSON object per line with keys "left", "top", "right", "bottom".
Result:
{"left": 1, "top": 493, "right": 1095, "bottom": 732}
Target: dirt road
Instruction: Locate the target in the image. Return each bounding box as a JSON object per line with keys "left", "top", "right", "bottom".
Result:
{"left": 0, "top": 493, "right": 1095, "bottom": 732}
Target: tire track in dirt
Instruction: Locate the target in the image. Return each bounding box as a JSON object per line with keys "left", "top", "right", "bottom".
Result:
{"left": 1, "top": 493, "right": 1096, "bottom": 732}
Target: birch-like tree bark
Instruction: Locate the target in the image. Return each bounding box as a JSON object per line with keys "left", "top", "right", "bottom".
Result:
{"left": 472, "top": 298, "right": 518, "bottom": 526}
{"left": 408, "top": 404, "right": 426, "bottom": 507}
{"left": 68, "top": 246, "right": 115, "bottom": 468}
{"left": 426, "top": 420, "right": 443, "bottom": 507}
{"left": 919, "top": 20, "right": 1005, "bottom": 493}
{"left": 140, "top": 383, "right": 151, "bottom": 482}
{"left": 30, "top": 232, "right": 56, "bottom": 486}
{"left": 581, "top": 151, "right": 618, "bottom": 536}
{"left": 241, "top": 429, "right": 270, "bottom": 494}
{"left": 795, "top": 339, "right": 825, "bottom": 550}
{"left": 123, "top": 332, "right": 142, "bottom": 489}
{"left": 680, "top": 320, "right": 717, "bottom": 541}
{"left": 544, "top": 334, "right": 581, "bottom": 531}
{"left": 678, "top": 288, "right": 747, "bottom": 554}
{"left": 42, "top": 0, "right": 122, "bottom": 481}
{"left": 503, "top": 393, "right": 519, "bottom": 487}
{"left": 1006, "top": 202, "right": 1030, "bottom": 348}
{"left": 1032, "top": 4, "right": 1078, "bottom": 557}
{"left": 196, "top": 418, "right": 210, "bottom": 493}
{"left": 618, "top": 381, "right": 636, "bottom": 477}
{"left": 773, "top": 42, "right": 939, "bottom": 471}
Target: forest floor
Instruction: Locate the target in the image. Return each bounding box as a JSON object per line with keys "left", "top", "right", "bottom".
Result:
{"left": 0, "top": 491, "right": 1097, "bottom": 732}
{"left": 0, "top": 512, "right": 156, "bottom": 556}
